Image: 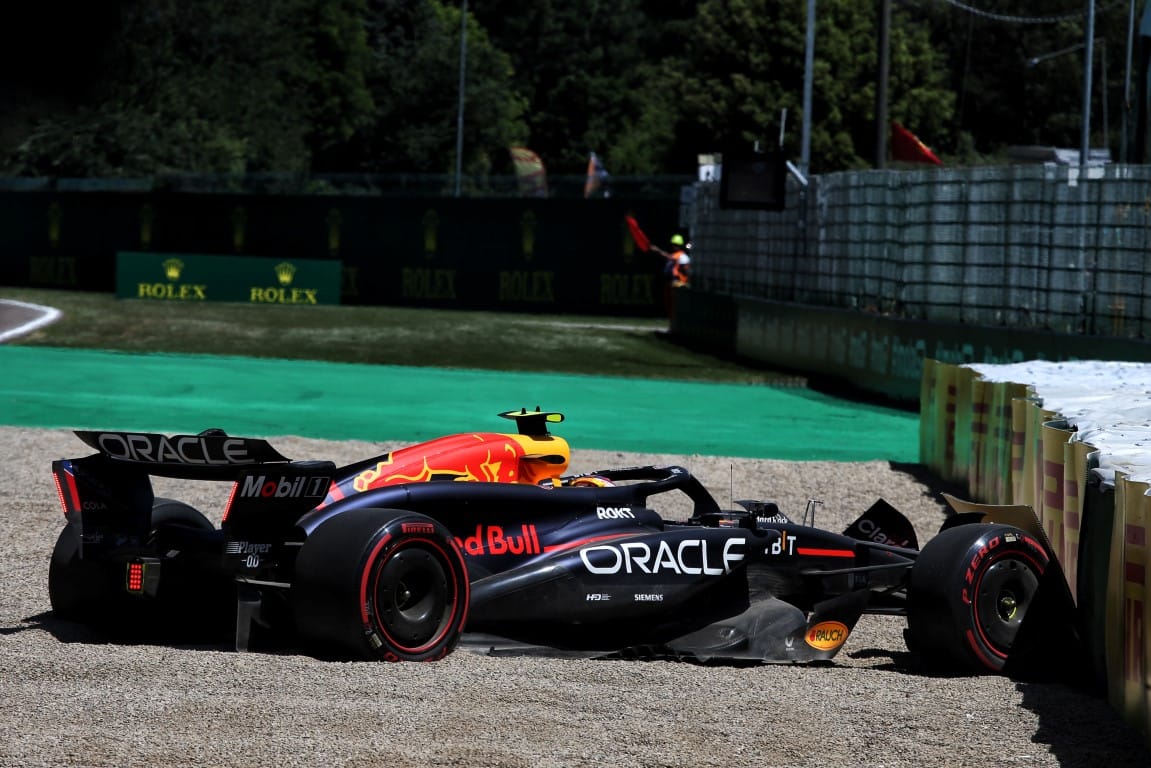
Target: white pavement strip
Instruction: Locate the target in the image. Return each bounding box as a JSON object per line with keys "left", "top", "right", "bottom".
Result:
{"left": 0, "top": 299, "right": 62, "bottom": 343}
{"left": 967, "top": 359, "right": 1151, "bottom": 486}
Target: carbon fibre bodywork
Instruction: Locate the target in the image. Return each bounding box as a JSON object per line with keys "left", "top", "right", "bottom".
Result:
{"left": 294, "top": 464, "right": 916, "bottom": 662}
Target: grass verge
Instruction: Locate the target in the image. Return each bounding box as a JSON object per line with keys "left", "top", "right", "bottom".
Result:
{"left": 2, "top": 287, "right": 804, "bottom": 385}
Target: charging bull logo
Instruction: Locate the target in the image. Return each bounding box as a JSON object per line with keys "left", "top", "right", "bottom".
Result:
{"left": 353, "top": 452, "right": 507, "bottom": 492}
{"left": 455, "top": 525, "right": 543, "bottom": 556}
{"left": 316, "top": 432, "right": 572, "bottom": 513}
{"left": 349, "top": 436, "right": 533, "bottom": 494}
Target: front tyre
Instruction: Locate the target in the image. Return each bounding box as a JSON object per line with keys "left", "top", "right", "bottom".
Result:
{"left": 906, "top": 523, "right": 1049, "bottom": 674}
{"left": 292, "top": 508, "right": 469, "bottom": 661}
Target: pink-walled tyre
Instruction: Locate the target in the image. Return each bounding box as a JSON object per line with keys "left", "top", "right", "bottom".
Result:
{"left": 292, "top": 508, "right": 469, "bottom": 661}
{"left": 906, "top": 523, "right": 1049, "bottom": 674}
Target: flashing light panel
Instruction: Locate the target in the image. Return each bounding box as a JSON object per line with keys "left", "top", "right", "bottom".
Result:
{"left": 52, "top": 465, "right": 80, "bottom": 516}
{"left": 126, "top": 562, "right": 145, "bottom": 593}
{"left": 53, "top": 473, "right": 69, "bottom": 515}
{"left": 222, "top": 482, "right": 239, "bottom": 524}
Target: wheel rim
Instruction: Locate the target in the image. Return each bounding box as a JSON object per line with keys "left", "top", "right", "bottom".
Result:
{"left": 370, "top": 544, "right": 453, "bottom": 652}
{"left": 974, "top": 558, "right": 1039, "bottom": 654}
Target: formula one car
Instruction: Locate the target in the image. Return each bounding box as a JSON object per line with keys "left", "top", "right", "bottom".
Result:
{"left": 48, "top": 409, "right": 1076, "bottom": 674}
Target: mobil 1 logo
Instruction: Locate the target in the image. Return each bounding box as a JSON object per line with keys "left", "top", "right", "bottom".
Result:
{"left": 240, "top": 473, "right": 330, "bottom": 499}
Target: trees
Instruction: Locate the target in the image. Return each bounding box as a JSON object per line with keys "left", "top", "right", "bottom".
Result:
{"left": 0, "top": 0, "right": 1122, "bottom": 177}
{"left": 300, "top": 0, "right": 377, "bottom": 171}
{"left": 922, "top": 0, "right": 1133, "bottom": 161}
{"left": 10, "top": 0, "right": 319, "bottom": 175}
{"left": 360, "top": 0, "right": 527, "bottom": 175}
{"left": 471, "top": 0, "right": 663, "bottom": 174}
{"left": 6, "top": 0, "right": 528, "bottom": 178}
{"left": 645, "top": 0, "right": 953, "bottom": 173}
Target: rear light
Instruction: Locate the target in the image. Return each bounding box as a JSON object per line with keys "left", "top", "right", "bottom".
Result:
{"left": 222, "top": 481, "right": 239, "bottom": 524}
{"left": 51, "top": 463, "right": 80, "bottom": 516}
{"left": 52, "top": 473, "right": 69, "bottom": 515}
{"left": 126, "top": 562, "right": 145, "bottom": 593}
{"left": 124, "top": 558, "right": 161, "bottom": 596}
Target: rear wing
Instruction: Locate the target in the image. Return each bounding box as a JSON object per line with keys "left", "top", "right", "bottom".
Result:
{"left": 54, "top": 431, "right": 334, "bottom": 557}
{"left": 72, "top": 430, "right": 293, "bottom": 480}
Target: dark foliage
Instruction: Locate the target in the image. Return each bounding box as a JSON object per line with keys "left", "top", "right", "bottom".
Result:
{"left": 0, "top": 1, "right": 1130, "bottom": 176}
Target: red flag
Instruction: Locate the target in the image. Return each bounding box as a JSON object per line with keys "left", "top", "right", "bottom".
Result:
{"left": 625, "top": 215, "right": 650, "bottom": 252}
{"left": 890, "top": 122, "right": 942, "bottom": 166}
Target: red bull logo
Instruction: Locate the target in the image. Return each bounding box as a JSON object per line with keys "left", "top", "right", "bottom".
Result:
{"left": 455, "top": 524, "right": 542, "bottom": 556}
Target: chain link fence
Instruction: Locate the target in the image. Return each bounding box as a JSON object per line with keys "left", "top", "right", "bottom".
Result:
{"left": 688, "top": 163, "right": 1151, "bottom": 340}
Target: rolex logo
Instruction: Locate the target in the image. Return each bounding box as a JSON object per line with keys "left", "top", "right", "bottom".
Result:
{"left": 162, "top": 258, "right": 184, "bottom": 280}
{"left": 274, "top": 262, "right": 296, "bottom": 286}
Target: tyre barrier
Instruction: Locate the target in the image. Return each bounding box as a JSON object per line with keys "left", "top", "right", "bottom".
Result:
{"left": 920, "top": 358, "right": 1151, "bottom": 743}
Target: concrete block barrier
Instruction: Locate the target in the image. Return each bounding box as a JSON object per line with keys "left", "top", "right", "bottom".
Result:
{"left": 921, "top": 359, "right": 1151, "bottom": 743}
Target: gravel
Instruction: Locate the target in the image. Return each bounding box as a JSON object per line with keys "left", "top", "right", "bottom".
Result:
{"left": 2, "top": 427, "right": 1147, "bottom": 767}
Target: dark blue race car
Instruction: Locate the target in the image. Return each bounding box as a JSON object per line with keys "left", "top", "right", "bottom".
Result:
{"left": 48, "top": 410, "right": 1077, "bottom": 675}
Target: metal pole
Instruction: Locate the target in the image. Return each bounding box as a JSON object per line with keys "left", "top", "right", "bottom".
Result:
{"left": 454, "top": 0, "right": 469, "bottom": 197}
{"left": 1121, "top": 0, "right": 1136, "bottom": 162}
{"left": 1081, "top": 0, "right": 1096, "bottom": 166}
{"left": 1102, "top": 40, "right": 1110, "bottom": 156}
{"left": 875, "top": 0, "right": 891, "bottom": 168}
{"left": 800, "top": 0, "right": 815, "bottom": 174}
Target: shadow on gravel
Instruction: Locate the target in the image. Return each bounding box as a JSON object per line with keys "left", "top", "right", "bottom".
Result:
{"left": 17, "top": 610, "right": 234, "bottom": 653}
{"left": 865, "top": 465, "right": 1151, "bottom": 765}
{"left": 845, "top": 646, "right": 916, "bottom": 673}
{"left": 0, "top": 612, "right": 55, "bottom": 637}
{"left": 887, "top": 461, "right": 971, "bottom": 513}
{"left": 1016, "top": 680, "right": 1149, "bottom": 766}
{"left": 848, "top": 635, "right": 1149, "bottom": 764}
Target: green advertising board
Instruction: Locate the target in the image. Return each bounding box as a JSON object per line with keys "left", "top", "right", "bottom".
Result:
{"left": 116, "top": 252, "right": 341, "bottom": 305}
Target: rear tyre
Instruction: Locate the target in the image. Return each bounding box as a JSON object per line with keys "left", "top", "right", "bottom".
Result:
{"left": 48, "top": 525, "right": 110, "bottom": 624}
{"left": 150, "top": 498, "right": 214, "bottom": 531}
{"left": 146, "top": 499, "right": 231, "bottom": 637}
{"left": 292, "top": 508, "right": 469, "bottom": 661}
{"left": 48, "top": 498, "right": 218, "bottom": 632}
{"left": 906, "top": 523, "right": 1049, "bottom": 674}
